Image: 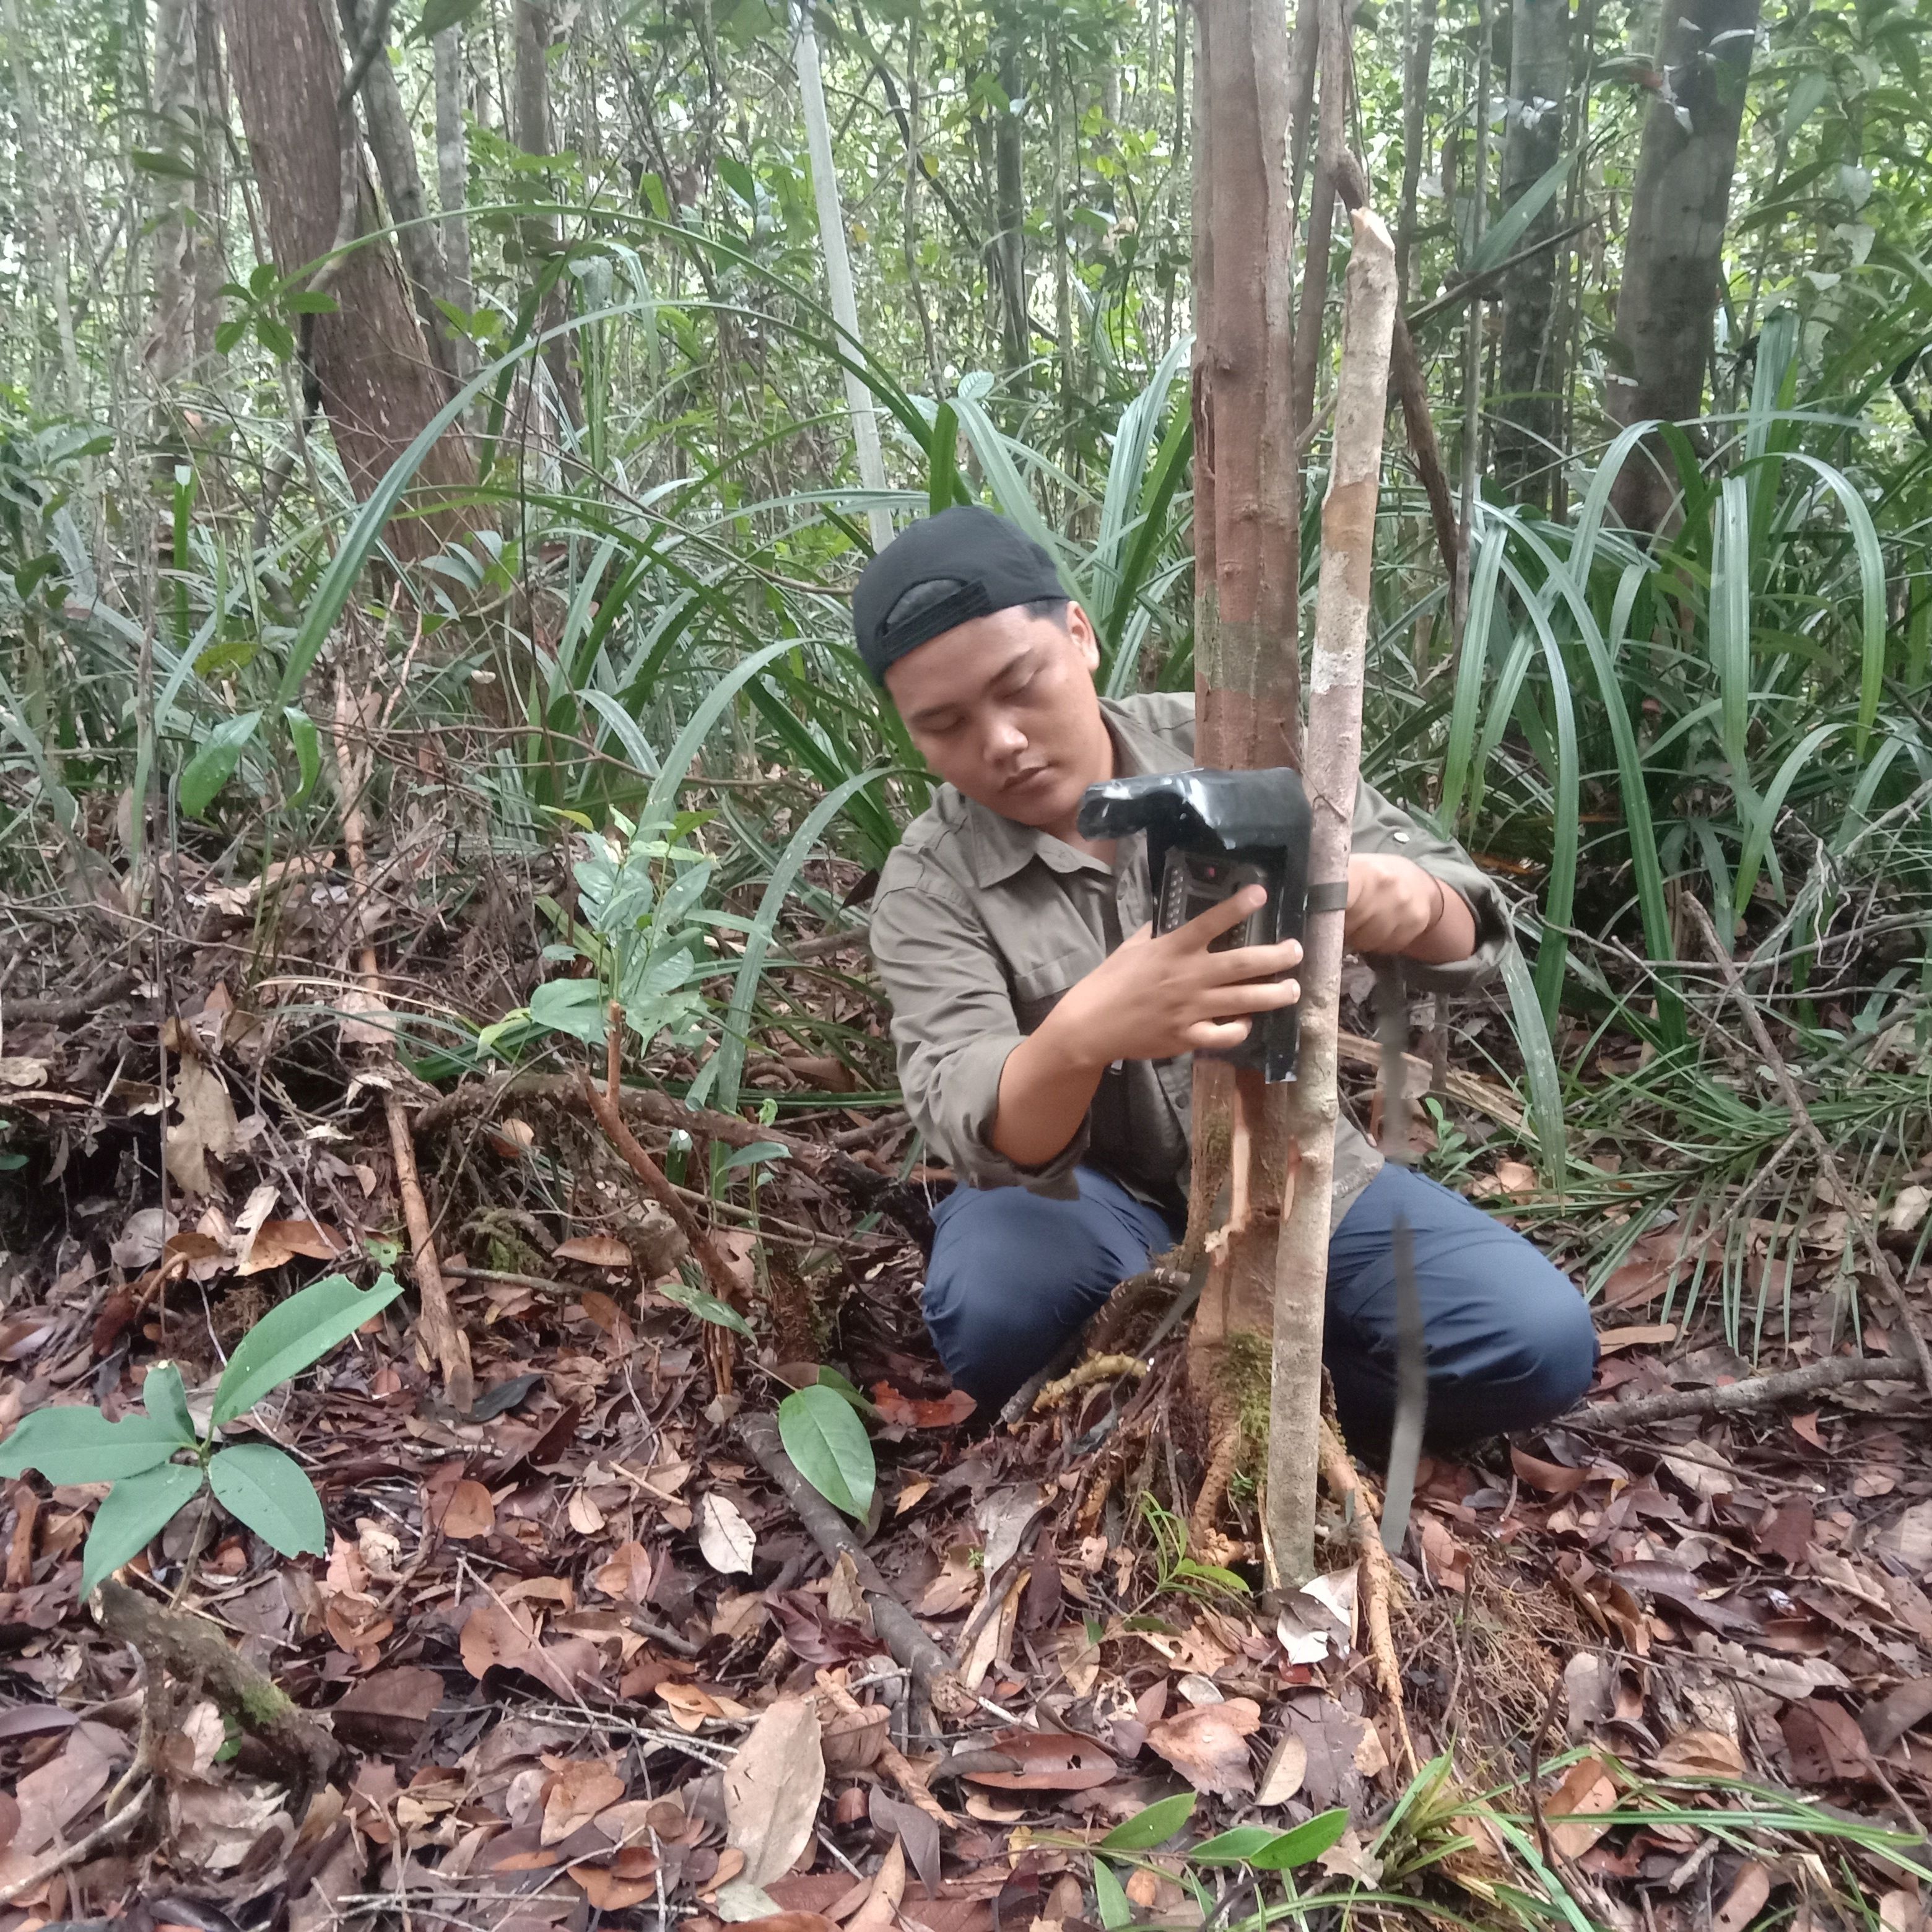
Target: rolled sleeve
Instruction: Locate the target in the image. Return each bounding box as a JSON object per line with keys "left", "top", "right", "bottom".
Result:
{"left": 1352, "top": 780, "right": 1515, "bottom": 994}
{"left": 868, "top": 856, "right": 1086, "bottom": 1197}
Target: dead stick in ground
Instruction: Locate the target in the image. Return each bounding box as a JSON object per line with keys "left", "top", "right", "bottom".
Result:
{"left": 1317, "top": 1421, "right": 1417, "bottom": 1776}
{"left": 738, "top": 1413, "right": 972, "bottom": 1722}
{"left": 331, "top": 673, "right": 473, "bottom": 1415}
{"left": 815, "top": 1669, "right": 954, "bottom": 1829}
{"left": 1683, "top": 897, "right": 1932, "bottom": 1398}
{"left": 1571, "top": 1354, "right": 1916, "bottom": 1430}
{"left": 1268, "top": 206, "right": 1401, "bottom": 1593}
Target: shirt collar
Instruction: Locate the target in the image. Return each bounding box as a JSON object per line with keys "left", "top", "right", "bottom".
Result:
{"left": 960, "top": 697, "right": 1193, "bottom": 889}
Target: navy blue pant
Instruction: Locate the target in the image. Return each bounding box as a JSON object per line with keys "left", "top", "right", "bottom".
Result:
{"left": 923, "top": 1164, "right": 1598, "bottom": 1450}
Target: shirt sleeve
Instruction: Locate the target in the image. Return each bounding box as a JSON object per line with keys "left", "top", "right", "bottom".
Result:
{"left": 1350, "top": 780, "right": 1515, "bottom": 994}
{"left": 867, "top": 853, "right": 1086, "bottom": 1197}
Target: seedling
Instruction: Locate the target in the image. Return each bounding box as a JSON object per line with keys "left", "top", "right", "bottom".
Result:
{"left": 0, "top": 1272, "right": 401, "bottom": 1596}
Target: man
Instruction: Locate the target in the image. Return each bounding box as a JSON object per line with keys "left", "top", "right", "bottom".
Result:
{"left": 858, "top": 506, "right": 1596, "bottom": 1448}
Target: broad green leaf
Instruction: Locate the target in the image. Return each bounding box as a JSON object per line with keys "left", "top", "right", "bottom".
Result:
{"left": 1099, "top": 1792, "right": 1195, "bottom": 1850}
{"left": 180, "top": 710, "right": 263, "bottom": 819}
{"left": 284, "top": 706, "right": 321, "bottom": 808}
{"left": 82, "top": 1463, "right": 206, "bottom": 1596}
{"left": 528, "top": 977, "right": 611, "bottom": 1044}
{"left": 1190, "top": 1827, "right": 1282, "bottom": 1865}
{"left": 777, "top": 1384, "right": 876, "bottom": 1520}
{"left": 208, "top": 1444, "right": 326, "bottom": 1557}
{"left": 1090, "top": 1858, "right": 1131, "bottom": 1928}
{"left": 720, "top": 1139, "right": 792, "bottom": 1172}
{"left": 139, "top": 1364, "right": 198, "bottom": 1447}
{"left": 1248, "top": 1807, "right": 1353, "bottom": 1871}
{"left": 658, "top": 1277, "right": 755, "bottom": 1338}
{"left": 1464, "top": 149, "right": 1573, "bottom": 279}
{"left": 0, "top": 1407, "right": 191, "bottom": 1484}
{"left": 411, "top": 0, "right": 485, "bottom": 38}
{"left": 212, "top": 1273, "right": 404, "bottom": 1426}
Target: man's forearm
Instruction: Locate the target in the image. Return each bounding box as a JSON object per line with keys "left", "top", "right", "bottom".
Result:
{"left": 989, "top": 1015, "right": 1106, "bottom": 1169}
{"left": 1404, "top": 873, "right": 1477, "bottom": 965}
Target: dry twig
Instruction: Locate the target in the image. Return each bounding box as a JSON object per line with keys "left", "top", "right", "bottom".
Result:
{"left": 1571, "top": 1353, "right": 1916, "bottom": 1430}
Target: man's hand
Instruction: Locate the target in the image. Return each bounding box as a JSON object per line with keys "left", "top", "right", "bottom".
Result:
{"left": 990, "top": 889, "right": 1299, "bottom": 1169}
{"left": 1046, "top": 887, "right": 1302, "bottom": 1071}
{"left": 1346, "top": 853, "right": 1477, "bottom": 964}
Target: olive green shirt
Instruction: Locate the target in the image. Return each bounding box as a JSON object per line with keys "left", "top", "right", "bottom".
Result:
{"left": 869, "top": 692, "right": 1513, "bottom": 1222}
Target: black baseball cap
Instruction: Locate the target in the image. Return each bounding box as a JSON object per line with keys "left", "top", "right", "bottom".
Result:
{"left": 852, "top": 505, "right": 1068, "bottom": 684}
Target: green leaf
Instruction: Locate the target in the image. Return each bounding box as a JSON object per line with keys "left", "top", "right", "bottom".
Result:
{"left": 720, "top": 1139, "right": 792, "bottom": 1172}
{"left": 1190, "top": 1827, "right": 1282, "bottom": 1865}
{"left": 0, "top": 1407, "right": 191, "bottom": 1484}
{"left": 658, "top": 1277, "right": 755, "bottom": 1338}
{"left": 179, "top": 710, "right": 263, "bottom": 819}
{"left": 82, "top": 1463, "right": 206, "bottom": 1597}
{"left": 140, "top": 1364, "right": 198, "bottom": 1447}
{"left": 1090, "top": 1858, "right": 1132, "bottom": 1929}
{"left": 411, "top": 0, "right": 485, "bottom": 37}
{"left": 1248, "top": 1808, "right": 1353, "bottom": 1871}
{"left": 208, "top": 1444, "right": 326, "bottom": 1557}
{"left": 284, "top": 290, "right": 341, "bottom": 316}
{"left": 1099, "top": 1792, "right": 1195, "bottom": 1850}
{"left": 1464, "top": 149, "right": 1574, "bottom": 280}
{"left": 212, "top": 1273, "right": 404, "bottom": 1427}
{"left": 528, "top": 978, "right": 611, "bottom": 1044}
{"left": 255, "top": 314, "right": 296, "bottom": 362}
{"left": 284, "top": 706, "right": 321, "bottom": 809}
{"left": 718, "top": 154, "right": 757, "bottom": 205}
{"left": 777, "top": 1384, "right": 876, "bottom": 1520}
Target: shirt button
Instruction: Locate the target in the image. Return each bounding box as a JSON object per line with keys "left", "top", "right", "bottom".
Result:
{"left": 1393, "top": 831, "right": 1411, "bottom": 843}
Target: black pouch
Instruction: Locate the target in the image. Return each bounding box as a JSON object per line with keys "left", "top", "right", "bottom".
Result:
{"left": 1076, "top": 767, "right": 1313, "bottom": 1082}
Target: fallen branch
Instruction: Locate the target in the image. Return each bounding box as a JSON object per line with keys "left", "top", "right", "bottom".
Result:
{"left": 1570, "top": 1354, "right": 1917, "bottom": 1431}
{"left": 2, "top": 967, "right": 140, "bottom": 1027}
{"left": 1035, "top": 1354, "right": 1147, "bottom": 1411}
{"left": 738, "top": 1412, "right": 972, "bottom": 1722}
{"left": 1684, "top": 897, "right": 1932, "bottom": 1399}
{"left": 1316, "top": 1421, "right": 1417, "bottom": 1777}
{"left": 97, "top": 1580, "right": 345, "bottom": 1805}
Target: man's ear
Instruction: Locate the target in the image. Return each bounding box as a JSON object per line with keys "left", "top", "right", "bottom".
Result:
{"left": 1067, "top": 602, "right": 1102, "bottom": 675}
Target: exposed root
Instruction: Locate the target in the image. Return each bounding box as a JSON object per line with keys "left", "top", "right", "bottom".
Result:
{"left": 1189, "top": 1414, "right": 1242, "bottom": 1550}
{"left": 1318, "top": 1419, "right": 1417, "bottom": 1777}
{"left": 1035, "top": 1354, "right": 1147, "bottom": 1412}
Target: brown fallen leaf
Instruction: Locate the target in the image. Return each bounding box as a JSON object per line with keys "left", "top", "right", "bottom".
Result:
{"left": 871, "top": 1384, "right": 977, "bottom": 1429}
{"left": 963, "top": 1727, "right": 1116, "bottom": 1792}
{"left": 555, "top": 1234, "right": 633, "bottom": 1270}
{"left": 1509, "top": 1447, "right": 1594, "bottom": 1496}
{"left": 1712, "top": 1861, "right": 1772, "bottom": 1932}
{"left": 1861, "top": 1676, "right": 1932, "bottom": 1757}
{"left": 570, "top": 1861, "right": 659, "bottom": 1912}
{"left": 658, "top": 1682, "right": 724, "bottom": 1732}
{"left": 1783, "top": 1698, "right": 1873, "bottom": 1785}
{"left": 725, "top": 1697, "right": 825, "bottom": 1887}
{"left": 1254, "top": 1733, "right": 1307, "bottom": 1806}
{"left": 1147, "top": 1697, "right": 1261, "bottom": 1797}
{"left": 236, "top": 1218, "right": 349, "bottom": 1276}
{"left": 442, "top": 1479, "right": 497, "bottom": 1541}
{"left": 458, "top": 1600, "right": 585, "bottom": 1698}
{"left": 163, "top": 1056, "right": 240, "bottom": 1198}
{"left": 1651, "top": 1728, "right": 1746, "bottom": 1780}
{"left": 542, "top": 1760, "right": 626, "bottom": 1846}
{"left": 1545, "top": 1756, "right": 1619, "bottom": 1858}
{"left": 1595, "top": 1323, "right": 1677, "bottom": 1354}
{"left": 822, "top": 1703, "right": 889, "bottom": 1774}
{"left": 594, "top": 1540, "right": 654, "bottom": 1602}
{"left": 728, "top": 1918, "right": 840, "bottom": 1932}
{"left": 846, "top": 1835, "right": 905, "bottom": 1932}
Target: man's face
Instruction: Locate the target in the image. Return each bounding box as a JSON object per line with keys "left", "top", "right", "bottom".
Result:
{"left": 883, "top": 603, "right": 1112, "bottom": 832}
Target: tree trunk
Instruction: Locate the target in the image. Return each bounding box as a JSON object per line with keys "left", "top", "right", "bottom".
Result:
{"left": 793, "top": 0, "right": 892, "bottom": 549}
{"left": 1451, "top": 0, "right": 1490, "bottom": 638}
{"left": 4, "top": 0, "right": 85, "bottom": 410}
{"left": 513, "top": 0, "right": 583, "bottom": 427}
{"left": 433, "top": 22, "right": 475, "bottom": 380}
{"left": 222, "top": 0, "right": 476, "bottom": 556}
{"left": 192, "top": 0, "right": 227, "bottom": 365}
{"left": 1184, "top": 0, "right": 1303, "bottom": 1514}
{"left": 1608, "top": 0, "right": 1760, "bottom": 532}
{"left": 1393, "top": 0, "right": 1437, "bottom": 308}
{"left": 339, "top": 0, "right": 461, "bottom": 393}
{"left": 1494, "top": 0, "right": 1569, "bottom": 510}
{"left": 147, "top": 0, "right": 198, "bottom": 389}
{"left": 993, "top": 33, "right": 1029, "bottom": 380}
{"left": 1268, "top": 207, "right": 1398, "bottom": 1588}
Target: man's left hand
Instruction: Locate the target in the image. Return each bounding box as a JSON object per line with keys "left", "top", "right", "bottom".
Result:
{"left": 1345, "top": 853, "right": 1475, "bottom": 962}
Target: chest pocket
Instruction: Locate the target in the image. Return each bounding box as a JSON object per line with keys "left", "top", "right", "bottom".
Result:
{"left": 1008, "top": 943, "right": 1097, "bottom": 1033}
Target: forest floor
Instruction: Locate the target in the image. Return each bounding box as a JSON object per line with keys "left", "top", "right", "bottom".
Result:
{"left": 2, "top": 863, "right": 1931, "bottom": 1932}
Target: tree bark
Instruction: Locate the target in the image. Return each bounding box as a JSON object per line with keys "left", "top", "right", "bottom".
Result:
{"left": 339, "top": 0, "right": 461, "bottom": 393}
{"left": 433, "top": 22, "right": 474, "bottom": 377}
{"left": 1393, "top": 0, "right": 1437, "bottom": 308}
{"left": 794, "top": 0, "right": 892, "bottom": 550}
{"left": 993, "top": 31, "right": 1029, "bottom": 380}
{"left": 1184, "top": 0, "right": 1303, "bottom": 1481}
{"left": 1608, "top": 0, "right": 1760, "bottom": 532}
{"left": 1451, "top": 0, "right": 1490, "bottom": 638}
{"left": 147, "top": 0, "right": 198, "bottom": 389}
{"left": 222, "top": 0, "right": 476, "bottom": 557}
{"left": 4, "top": 0, "right": 85, "bottom": 410}
{"left": 1268, "top": 208, "right": 1399, "bottom": 1590}
{"left": 191, "top": 0, "right": 227, "bottom": 365}
{"left": 1495, "top": 0, "right": 1569, "bottom": 510}
{"left": 514, "top": 0, "right": 583, "bottom": 427}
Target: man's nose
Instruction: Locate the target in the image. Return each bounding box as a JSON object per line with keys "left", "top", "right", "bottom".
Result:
{"left": 986, "top": 714, "right": 1028, "bottom": 759}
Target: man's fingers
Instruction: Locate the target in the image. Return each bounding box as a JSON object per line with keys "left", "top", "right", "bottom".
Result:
{"left": 1202, "top": 935, "right": 1303, "bottom": 983}
{"left": 1185, "top": 1017, "right": 1255, "bottom": 1051}
{"left": 1199, "top": 978, "right": 1301, "bottom": 1017}
{"left": 1174, "top": 886, "right": 1269, "bottom": 947}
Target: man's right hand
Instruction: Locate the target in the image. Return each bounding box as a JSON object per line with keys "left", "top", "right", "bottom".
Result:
{"left": 1043, "top": 886, "right": 1303, "bottom": 1071}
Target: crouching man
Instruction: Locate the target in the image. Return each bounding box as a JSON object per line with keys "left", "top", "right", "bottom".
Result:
{"left": 858, "top": 507, "right": 1596, "bottom": 1450}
